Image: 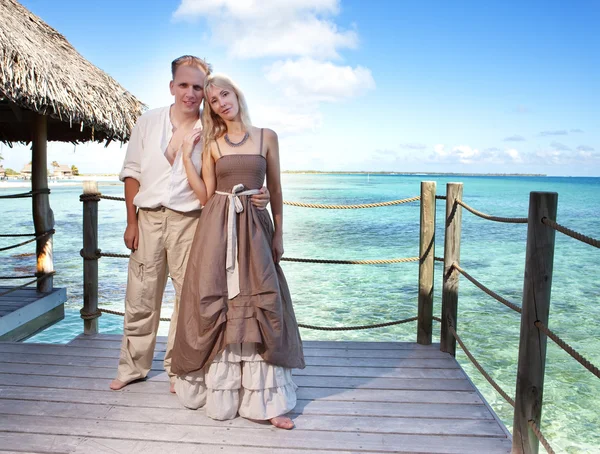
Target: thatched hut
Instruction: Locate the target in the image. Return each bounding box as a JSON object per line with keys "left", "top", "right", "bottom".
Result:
{"left": 0, "top": 0, "right": 144, "bottom": 299}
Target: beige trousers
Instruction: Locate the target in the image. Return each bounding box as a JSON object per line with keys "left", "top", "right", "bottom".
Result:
{"left": 116, "top": 207, "right": 200, "bottom": 385}
{"left": 175, "top": 343, "right": 297, "bottom": 421}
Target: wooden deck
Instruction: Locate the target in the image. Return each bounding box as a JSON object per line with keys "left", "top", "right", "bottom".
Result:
{"left": 0, "top": 334, "right": 511, "bottom": 453}
{"left": 0, "top": 286, "right": 66, "bottom": 341}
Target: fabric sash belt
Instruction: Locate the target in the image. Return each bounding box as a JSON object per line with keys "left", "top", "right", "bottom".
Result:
{"left": 215, "top": 184, "right": 261, "bottom": 298}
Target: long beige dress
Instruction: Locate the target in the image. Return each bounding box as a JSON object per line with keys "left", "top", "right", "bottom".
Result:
{"left": 171, "top": 152, "right": 305, "bottom": 376}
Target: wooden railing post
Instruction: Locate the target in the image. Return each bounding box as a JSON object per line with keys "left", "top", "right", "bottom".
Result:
{"left": 512, "top": 192, "right": 558, "bottom": 454}
{"left": 440, "top": 182, "right": 463, "bottom": 355}
{"left": 417, "top": 181, "right": 436, "bottom": 345}
{"left": 81, "top": 181, "right": 100, "bottom": 335}
{"left": 31, "top": 114, "right": 54, "bottom": 293}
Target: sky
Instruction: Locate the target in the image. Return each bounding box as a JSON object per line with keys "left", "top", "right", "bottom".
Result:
{"left": 1, "top": 0, "right": 599, "bottom": 176}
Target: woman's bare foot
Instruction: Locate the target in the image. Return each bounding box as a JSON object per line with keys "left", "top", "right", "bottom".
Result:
{"left": 170, "top": 382, "right": 176, "bottom": 393}
{"left": 269, "top": 416, "right": 294, "bottom": 429}
{"left": 109, "top": 379, "right": 127, "bottom": 390}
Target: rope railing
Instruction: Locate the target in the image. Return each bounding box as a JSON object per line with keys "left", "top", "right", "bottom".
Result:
{"left": 528, "top": 419, "right": 556, "bottom": 454}
{"left": 0, "top": 229, "right": 55, "bottom": 253}
{"left": 452, "top": 263, "right": 522, "bottom": 314}
{"left": 542, "top": 217, "right": 600, "bottom": 249}
{"left": 449, "top": 325, "right": 515, "bottom": 407}
{"left": 87, "top": 193, "right": 422, "bottom": 210}
{"left": 456, "top": 199, "right": 527, "bottom": 224}
{"left": 95, "top": 306, "right": 420, "bottom": 330}
{"left": 0, "top": 274, "right": 38, "bottom": 280}
{"left": 0, "top": 233, "right": 36, "bottom": 238}
{"left": 93, "top": 250, "right": 421, "bottom": 265}
{"left": 535, "top": 320, "right": 600, "bottom": 380}
{"left": 0, "top": 188, "right": 50, "bottom": 199}
{"left": 0, "top": 272, "right": 55, "bottom": 298}
{"left": 283, "top": 195, "right": 420, "bottom": 209}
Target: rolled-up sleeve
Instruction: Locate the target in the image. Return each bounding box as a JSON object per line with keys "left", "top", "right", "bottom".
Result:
{"left": 119, "top": 117, "right": 144, "bottom": 182}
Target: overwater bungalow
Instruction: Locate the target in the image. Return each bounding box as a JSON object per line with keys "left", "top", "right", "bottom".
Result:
{"left": 51, "top": 163, "right": 74, "bottom": 179}
{"left": 0, "top": 0, "right": 144, "bottom": 340}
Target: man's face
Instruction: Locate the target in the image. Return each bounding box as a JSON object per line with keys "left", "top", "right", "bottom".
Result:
{"left": 169, "top": 65, "right": 207, "bottom": 116}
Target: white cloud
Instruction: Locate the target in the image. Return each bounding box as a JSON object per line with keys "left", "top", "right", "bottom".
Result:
{"left": 251, "top": 103, "right": 323, "bottom": 135}
{"left": 173, "top": 0, "right": 357, "bottom": 60}
{"left": 428, "top": 145, "right": 525, "bottom": 165}
{"left": 265, "top": 58, "right": 375, "bottom": 103}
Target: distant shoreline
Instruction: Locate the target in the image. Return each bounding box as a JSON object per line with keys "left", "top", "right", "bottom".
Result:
{"left": 281, "top": 171, "right": 547, "bottom": 177}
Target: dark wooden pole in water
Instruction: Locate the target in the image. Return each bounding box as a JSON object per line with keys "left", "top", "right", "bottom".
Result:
{"left": 82, "top": 181, "right": 100, "bottom": 335}
{"left": 417, "top": 181, "right": 436, "bottom": 345}
{"left": 31, "top": 114, "right": 54, "bottom": 293}
{"left": 512, "top": 192, "right": 558, "bottom": 454}
{"left": 440, "top": 182, "right": 463, "bottom": 355}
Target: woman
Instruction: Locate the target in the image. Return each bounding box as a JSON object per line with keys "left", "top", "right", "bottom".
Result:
{"left": 171, "top": 73, "right": 305, "bottom": 430}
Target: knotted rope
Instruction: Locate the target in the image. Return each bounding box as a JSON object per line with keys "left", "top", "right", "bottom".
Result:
{"left": 541, "top": 217, "right": 600, "bottom": 248}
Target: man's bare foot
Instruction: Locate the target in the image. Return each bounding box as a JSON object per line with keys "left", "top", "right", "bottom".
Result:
{"left": 109, "top": 379, "right": 128, "bottom": 390}
{"left": 270, "top": 416, "right": 294, "bottom": 429}
{"left": 170, "top": 382, "right": 175, "bottom": 394}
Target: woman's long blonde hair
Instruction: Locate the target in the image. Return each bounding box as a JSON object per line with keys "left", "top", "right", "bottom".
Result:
{"left": 202, "top": 73, "right": 252, "bottom": 152}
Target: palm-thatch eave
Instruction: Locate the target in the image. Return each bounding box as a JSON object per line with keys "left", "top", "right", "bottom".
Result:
{"left": 0, "top": 0, "right": 146, "bottom": 144}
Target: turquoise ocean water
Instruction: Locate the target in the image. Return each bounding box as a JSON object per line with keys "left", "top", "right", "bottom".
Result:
{"left": 1, "top": 174, "right": 599, "bottom": 453}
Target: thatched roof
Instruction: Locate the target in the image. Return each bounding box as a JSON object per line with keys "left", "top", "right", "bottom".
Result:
{"left": 0, "top": 0, "right": 145, "bottom": 144}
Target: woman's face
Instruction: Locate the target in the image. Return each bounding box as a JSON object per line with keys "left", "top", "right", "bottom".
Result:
{"left": 206, "top": 84, "right": 239, "bottom": 121}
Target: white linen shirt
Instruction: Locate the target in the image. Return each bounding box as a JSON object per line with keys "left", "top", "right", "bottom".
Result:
{"left": 119, "top": 106, "right": 202, "bottom": 212}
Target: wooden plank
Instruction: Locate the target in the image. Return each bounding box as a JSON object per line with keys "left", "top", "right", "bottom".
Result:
{"left": 81, "top": 180, "right": 100, "bottom": 335}
{"left": 0, "top": 363, "right": 473, "bottom": 391}
{"left": 0, "top": 400, "right": 506, "bottom": 437}
{"left": 0, "top": 352, "right": 467, "bottom": 379}
{"left": 0, "top": 432, "right": 395, "bottom": 454}
{"left": 0, "top": 287, "right": 66, "bottom": 340}
{"left": 0, "top": 304, "right": 64, "bottom": 342}
{"left": 31, "top": 113, "right": 54, "bottom": 293}
{"left": 513, "top": 191, "right": 558, "bottom": 454}
{"left": 65, "top": 340, "right": 450, "bottom": 359}
{"left": 441, "top": 182, "right": 463, "bottom": 355}
{"left": 0, "top": 344, "right": 459, "bottom": 368}
{"left": 74, "top": 334, "right": 440, "bottom": 350}
{"left": 0, "top": 374, "right": 482, "bottom": 404}
{"left": 418, "top": 180, "right": 436, "bottom": 345}
{"left": 0, "top": 386, "right": 495, "bottom": 419}
{"left": 0, "top": 415, "right": 512, "bottom": 453}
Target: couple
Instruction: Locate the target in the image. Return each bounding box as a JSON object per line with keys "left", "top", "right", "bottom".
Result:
{"left": 110, "top": 55, "right": 305, "bottom": 430}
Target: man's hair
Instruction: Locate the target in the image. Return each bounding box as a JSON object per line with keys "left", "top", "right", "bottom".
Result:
{"left": 171, "top": 55, "right": 212, "bottom": 78}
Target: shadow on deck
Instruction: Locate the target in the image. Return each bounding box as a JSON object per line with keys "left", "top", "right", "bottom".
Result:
{"left": 0, "top": 334, "right": 511, "bottom": 453}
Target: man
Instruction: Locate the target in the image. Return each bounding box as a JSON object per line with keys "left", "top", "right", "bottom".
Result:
{"left": 110, "top": 56, "right": 269, "bottom": 392}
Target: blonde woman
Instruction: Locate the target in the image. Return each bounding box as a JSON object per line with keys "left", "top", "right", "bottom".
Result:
{"left": 171, "top": 74, "right": 305, "bottom": 429}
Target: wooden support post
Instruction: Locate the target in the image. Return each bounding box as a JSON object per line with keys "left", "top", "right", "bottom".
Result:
{"left": 417, "top": 181, "right": 436, "bottom": 345}
{"left": 82, "top": 181, "right": 100, "bottom": 335}
{"left": 512, "top": 192, "right": 558, "bottom": 454}
{"left": 31, "top": 114, "right": 54, "bottom": 293}
{"left": 440, "top": 182, "right": 463, "bottom": 355}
